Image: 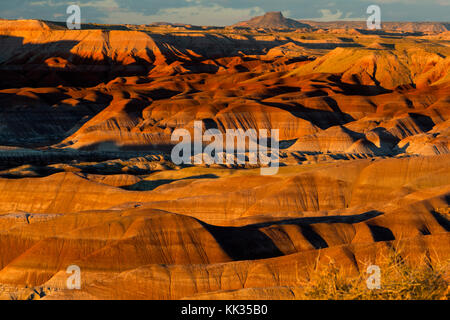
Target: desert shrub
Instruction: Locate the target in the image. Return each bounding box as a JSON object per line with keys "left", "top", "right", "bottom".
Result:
{"left": 299, "top": 248, "right": 449, "bottom": 300}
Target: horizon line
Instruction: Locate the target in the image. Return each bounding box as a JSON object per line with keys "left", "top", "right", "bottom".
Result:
{"left": 1, "top": 18, "right": 449, "bottom": 28}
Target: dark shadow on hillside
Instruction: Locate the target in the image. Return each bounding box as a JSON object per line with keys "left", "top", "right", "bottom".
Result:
{"left": 200, "top": 223, "right": 285, "bottom": 261}
{"left": 0, "top": 89, "right": 112, "bottom": 147}
{"left": 260, "top": 100, "right": 355, "bottom": 129}
{"left": 247, "top": 210, "right": 384, "bottom": 229}
{"left": 409, "top": 113, "right": 435, "bottom": 133}
{"left": 0, "top": 35, "right": 154, "bottom": 89}
{"left": 326, "top": 75, "right": 393, "bottom": 95}
{"left": 355, "top": 28, "right": 424, "bottom": 37}
{"left": 44, "top": 20, "right": 131, "bottom": 30}
{"left": 200, "top": 210, "right": 384, "bottom": 261}
{"left": 0, "top": 165, "right": 64, "bottom": 179}
{"left": 122, "top": 174, "right": 219, "bottom": 191}
{"left": 368, "top": 224, "right": 396, "bottom": 242}
{"left": 431, "top": 210, "right": 450, "bottom": 232}
{"left": 299, "top": 224, "right": 328, "bottom": 249}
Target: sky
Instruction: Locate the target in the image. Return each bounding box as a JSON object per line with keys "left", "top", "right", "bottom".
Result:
{"left": 1, "top": 0, "right": 449, "bottom": 26}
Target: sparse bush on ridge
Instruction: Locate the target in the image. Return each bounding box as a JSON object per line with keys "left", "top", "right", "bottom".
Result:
{"left": 298, "top": 248, "right": 449, "bottom": 300}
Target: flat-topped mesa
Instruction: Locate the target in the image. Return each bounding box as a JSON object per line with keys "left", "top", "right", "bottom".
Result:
{"left": 234, "top": 11, "right": 311, "bottom": 29}
{"left": 0, "top": 19, "right": 52, "bottom": 31}
{"left": 265, "top": 11, "right": 284, "bottom": 20}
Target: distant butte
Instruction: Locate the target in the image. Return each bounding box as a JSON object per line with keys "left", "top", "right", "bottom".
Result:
{"left": 234, "top": 11, "right": 311, "bottom": 29}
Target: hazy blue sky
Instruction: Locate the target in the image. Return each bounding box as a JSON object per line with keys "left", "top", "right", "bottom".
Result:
{"left": 1, "top": 0, "right": 449, "bottom": 25}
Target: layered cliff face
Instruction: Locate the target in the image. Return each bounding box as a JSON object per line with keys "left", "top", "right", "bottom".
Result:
{"left": 0, "top": 19, "right": 449, "bottom": 300}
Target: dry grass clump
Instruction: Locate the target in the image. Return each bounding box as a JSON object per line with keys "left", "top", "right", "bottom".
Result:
{"left": 298, "top": 248, "right": 449, "bottom": 300}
